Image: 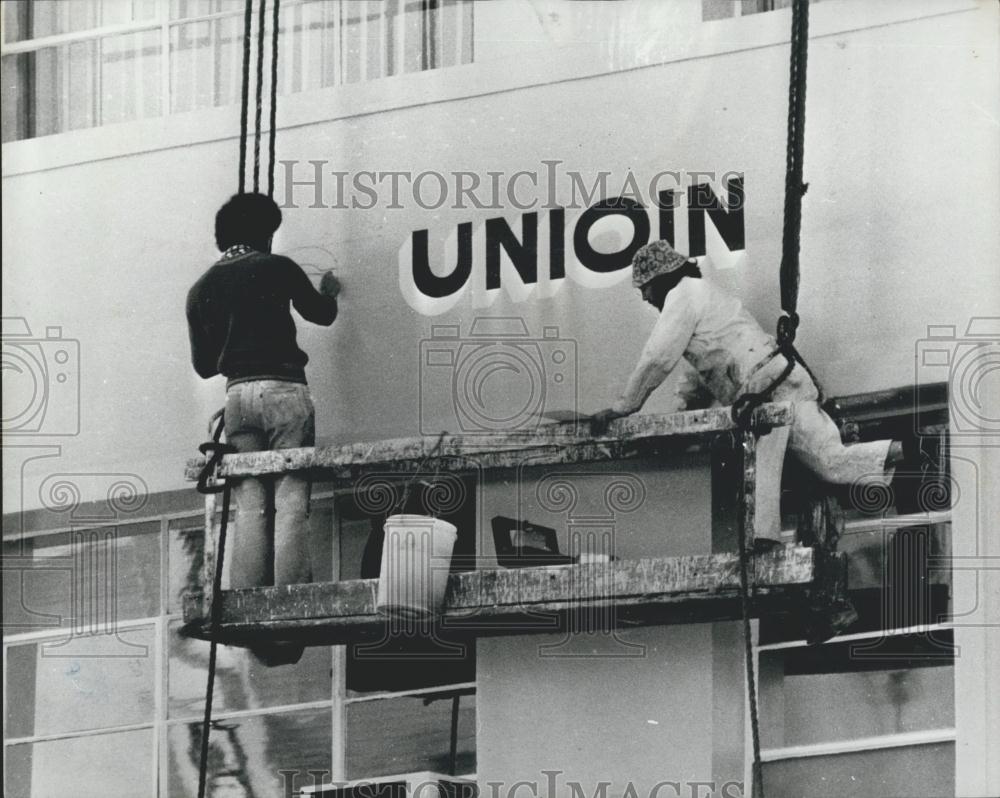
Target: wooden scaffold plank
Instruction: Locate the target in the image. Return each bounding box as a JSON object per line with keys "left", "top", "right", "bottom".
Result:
{"left": 182, "top": 546, "right": 823, "bottom": 647}
{"left": 184, "top": 404, "right": 793, "bottom": 483}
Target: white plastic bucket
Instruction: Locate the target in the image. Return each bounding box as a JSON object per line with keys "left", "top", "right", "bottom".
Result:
{"left": 376, "top": 514, "right": 458, "bottom": 618}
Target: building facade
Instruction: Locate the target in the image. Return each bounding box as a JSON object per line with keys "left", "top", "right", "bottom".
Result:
{"left": 3, "top": 1, "right": 998, "bottom": 796}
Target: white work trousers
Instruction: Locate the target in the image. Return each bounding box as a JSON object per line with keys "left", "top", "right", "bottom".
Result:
{"left": 751, "top": 361, "right": 894, "bottom": 542}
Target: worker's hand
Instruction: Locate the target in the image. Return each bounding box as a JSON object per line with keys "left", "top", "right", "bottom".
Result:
{"left": 591, "top": 407, "right": 628, "bottom": 437}
{"left": 320, "top": 271, "right": 342, "bottom": 298}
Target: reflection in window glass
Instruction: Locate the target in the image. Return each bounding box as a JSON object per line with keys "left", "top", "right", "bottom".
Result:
{"left": 5, "top": 728, "right": 154, "bottom": 798}
{"left": 170, "top": 0, "right": 246, "bottom": 22}
{"left": 168, "top": 517, "right": 204, "bottom": 614}
{"left": 760, "top": 640, "right": 954, "bottom": 750}
{"left": 170, "top": 14, "right": 245, "bottom": 114}
{"left": 346, "top": 692, "right": 475, "bottom": 779}
{"left": 338, "top": 483, "right": 476, "bottom": 696}
{"left": 5, "top": 626, "right": 155, "bottom": 739}
{"left": 167, "top": 620, "right": 332, "bottom": 719}
{"left": 762, "top": 741, "right": 955, "bottom": 798}
{"left": 168, "top": 707, "right": 332, "bottom": 797}
{"left": 100, "top": 29, "right": 163, "bottom": 124}
{"left": 2, "top": 1, "right": 29, "bottom": 43}
{"left": 842, "top": 523, "right": 951, "bottom": 593}
{"left": 4, "top": 0, "right": 475, "bottom": 143}
{"left": 2, "top": 522, "right": 160, "bottom": 635}
{"left": 168, "top": 502, "right": 334, "bottom": 616}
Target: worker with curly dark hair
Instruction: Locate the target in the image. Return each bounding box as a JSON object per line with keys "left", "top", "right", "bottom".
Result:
{"left": 186, "top": 192, "right": 341, "bottom": 665}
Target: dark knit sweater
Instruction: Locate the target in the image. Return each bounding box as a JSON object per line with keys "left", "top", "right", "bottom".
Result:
{"left": 186, "top": 247, "right": 337, "bottom": 386}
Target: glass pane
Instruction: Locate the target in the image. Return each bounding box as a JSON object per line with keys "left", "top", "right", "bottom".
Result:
{"left": 345, "top": 691, "right": 476, "bottom": 779}
{"left": 28, "top": 1, "right": 99, "bottom": 39}
{"left": 760, "top": 523, "right": 953, "bottom": 644}
{"left": 3, "top": 521, "right": 160, "bottom": 636}
{"left": 170, "top": 0, "right": 246, "bottom": 22}
{"left": 167, "top": 707, "right": 332, "bottom": 797}
{"left": 5, "top": 728, "right": 154, "bottom": 798}
{"left": 703, "top": 0, "right": 737, "bottom": 22}
{"left": 3, "top": 1, "right": 31, "bottom": 44}
{"left": 5, "top": 625, "right": 155, "bottom": 739}
{"left": 338, "top": 485, "right": 476, "bottom": 696}
{"left": 842, "top": 522, "right": 951, "bottom": 592}
{"left": 400, "top": 0, "right": 423, "bottom": 75}
{"left": 168, "top": 517, "right": 204, "bottom": 614}
{"left": 438, "top": 0, "right": 461, "bottom": 70}
{"left": 4, "top": 0, "right": 157, "bottom": 43}
{"left": 167, "top": 620, "right": 332, "bottom": 719}
{"left": 12, "top": 41, "right": 101, "bottom": 139}
{"left": 458, "top": 0, "right": 473, "bottom": 66}
{"left": 168, "top": 502, "right": 335, "bottom": 617}
{"left": 101, "top": 29, "right": 162, "bottom": 125}
{"left": 276, "top": 0, "right": 337, "bottom": 96}
{"left": 762, "top": 741, "right": 955, "bottom": 798}
{"left": 1, "top": 53, "right": 30, "bottom": 142}
{"left": 760, "top": 640, "right": 955, "bottom": 750}
{"left": 362, "top": 0, "right": 385, "bottom": 80}
{"left": 170, "top": 13, "right": 245, "bottom": 114}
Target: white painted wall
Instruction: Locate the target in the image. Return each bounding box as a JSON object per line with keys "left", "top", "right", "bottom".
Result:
{"left": 474, "top": 455, "right": 744, "bottom": 793}
{"left": 3, "top": 0, "right": 997, "bottom": 514}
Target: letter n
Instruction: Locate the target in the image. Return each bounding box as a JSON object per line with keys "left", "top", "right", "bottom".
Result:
{"left": 687, "top": 176, "right": 745, "bottom": 257}
{"left": 486, "top": 213, "right": 538, "bottom": 290}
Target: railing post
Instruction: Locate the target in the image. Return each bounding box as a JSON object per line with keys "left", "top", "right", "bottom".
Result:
{"left": 201, "top": 490, "right": 217, "bottom": 621}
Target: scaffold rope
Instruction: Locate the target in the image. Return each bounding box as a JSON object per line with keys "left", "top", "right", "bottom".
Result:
{"left": 267, "top": 0, "right": 281, "bottom": 198}
{"left": 237, "top": 0, "right": 252, "bottom": 193}
{"left": 237, "top": 0, "right": 280, "bottom": 197}
{"left": 732, "top": 3, "right": 812, "bottom": 797}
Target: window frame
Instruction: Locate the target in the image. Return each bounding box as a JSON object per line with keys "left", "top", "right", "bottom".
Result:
{"left": 752, "top": 510, "right": 957, "bottom": 792}
{"left": 1, "top": 485, "right": 478, "bottom": 794}
{"left": 1, "top": 0, "right": 476, "bottom": 151}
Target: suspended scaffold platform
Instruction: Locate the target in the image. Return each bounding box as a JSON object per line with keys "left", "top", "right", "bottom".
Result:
{"left": 181, "top": 402, "right": 850, "bottom": 647}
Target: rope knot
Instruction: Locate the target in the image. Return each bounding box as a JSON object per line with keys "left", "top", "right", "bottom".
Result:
{"left": 777, "top": 312, "right": 800, "bottom": 347}
{"left": 196, "top": 441, "right": 237, "bottom": 495}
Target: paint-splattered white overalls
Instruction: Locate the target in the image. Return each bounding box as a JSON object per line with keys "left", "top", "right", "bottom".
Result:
{"left": 613, "top": 276, "right": 894, "bottom": 541}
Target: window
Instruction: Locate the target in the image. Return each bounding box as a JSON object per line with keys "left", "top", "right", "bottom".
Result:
{"left": 703, "top": 0, "right": 825, "bottom": 22}
{"left": 1, "top": 0, "right": 475, "bottom": 143}
{"left": 755, "top": 401, "right": 955, "bottom": 798}
{"left": 758, "top": 632, "right": 956, "bottom": 798}
{"left": 337, "top": 478, "right": 478, "bottom": 779}
{"left": 3, "top": 484, "right": 477, "bottom": 796}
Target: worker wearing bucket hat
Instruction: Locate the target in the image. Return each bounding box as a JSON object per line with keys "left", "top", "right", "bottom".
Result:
{"left": 593, "top": 240, "right": 903, "bottom": 550}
